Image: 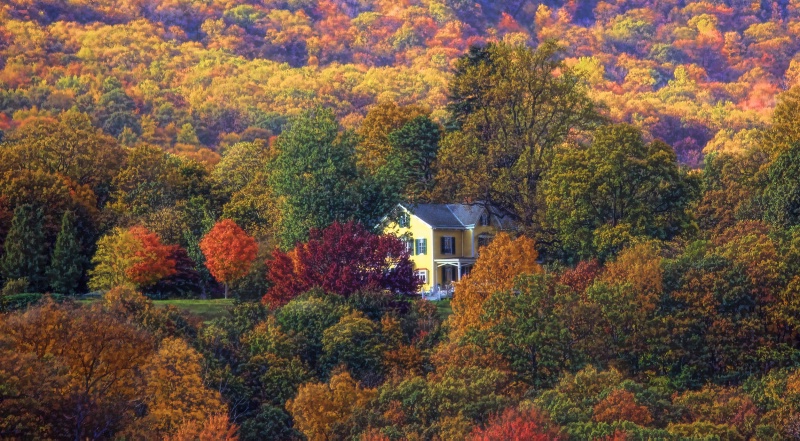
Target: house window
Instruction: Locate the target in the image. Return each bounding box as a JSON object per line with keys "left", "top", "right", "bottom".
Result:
{"left": 477, "top": 234, "right": 493, "bottom": 249}
{"left": 404, "top": 238, "right": 414, "bottom": 255}
{"left": 415, "top": 238, "right": 427, "bottom": 255}
{"left": 441, "top": 236, "right": 456, "bottom": 254}
{"left": 397, "top": 212, "right": 410, "bottom": 228}
{"left": 415, "top": 269, "right": 428, "bottom": 284}
{"left": 479, "top": 212, "right": 490, "bottom": 226}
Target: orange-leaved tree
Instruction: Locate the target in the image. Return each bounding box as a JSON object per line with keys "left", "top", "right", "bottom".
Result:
{"left": 127, "top": 226, "right": 178, "bottom": 287}
{"left": 166, "top": 414, "right": 239, "bottom": 441}
{"left": 199, "top": 219, "right": 258, "bottom": 298}
{"left": 132, "top": 337, "right": 228, "bottom": 437}
{"left": 89, "top": 226, "right": 177, "bottom": 291}
{"left": 450, "top": 233, "right": 540, "bottom": 337}
{"left": 467, "top": 407, "right": 565, "bottom": 441}
{"left": 592, "top": 389, "right": 653, "bottom": 426}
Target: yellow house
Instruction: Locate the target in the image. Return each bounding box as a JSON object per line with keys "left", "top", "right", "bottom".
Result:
{"left": 383, "top": 203, "right": 512, "bottom": 293}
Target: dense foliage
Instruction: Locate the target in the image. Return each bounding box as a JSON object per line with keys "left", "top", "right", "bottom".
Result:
{"left": 3, "top": 0, "right": 800, "bottom": 438}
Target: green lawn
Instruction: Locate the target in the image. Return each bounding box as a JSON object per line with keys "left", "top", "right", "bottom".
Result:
{"left": 435, "top": 298, "right": 453, "bottom": 319}
{"left": 153, "top": 299, "right": 234, "bottom": 322}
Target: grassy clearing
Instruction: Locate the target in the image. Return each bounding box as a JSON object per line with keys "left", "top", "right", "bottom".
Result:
{"left": 434, "top": 298, "right": 453, "bottom": 319}
{"left": 153, "top": 299, "right": 234, "bottom": 322}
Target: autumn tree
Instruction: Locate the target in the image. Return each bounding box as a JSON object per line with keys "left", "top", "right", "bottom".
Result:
{"left": 0, "top": 110, "right": 123, "bottom": 204}
{"left": 436, "top": 41, "right": 599, "bottom": 233}
{"left": 468, "top": 407, "right": 565, "bottom": 441}
{"left": 356, "top": 102, "right": 427, "bottom": 173}
{"left": 1, "top": 204, "right": 49, "bottom": 291}
{"left": 199, "top": 219, "right": 258, "bottom": 298}
{"left": 287, "top": 370, "right": 376, "bottom": 441}
{"left": 129, "top": 337, "right": 227, "bottom": 437}
{"left": 48, "top": 210, "right": 86, "bottom": 295}
{"left": 89, "top": 226, "right": 176, "bottom": 291}
{"left": 166, "top": 414, "right": 239, "bottom": 441}
{"left": 593, "top": 389, "right": 654, "bottom": 425}
{"left": 0, "top": 300, "right": 153, "bottom": 438}
{"left": 450, "top": 233, "right": 540, "bottom": 337}
{"left": 264, "top": 221, "right": 419, "bottom": 306}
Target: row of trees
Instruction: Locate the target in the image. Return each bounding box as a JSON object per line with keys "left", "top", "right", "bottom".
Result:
{"left": 8, "top": 222, "right": 800, "bottom": 439}
{"left": 0, "top": 202, "right": 261, "bottom": 298}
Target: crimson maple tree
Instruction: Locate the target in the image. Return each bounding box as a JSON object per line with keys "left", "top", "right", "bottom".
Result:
{"left": 199, "top": 219, "right": 258, "bottom": 299}
{"left": 264, "top": 221, "right": 419, "bottom": 307}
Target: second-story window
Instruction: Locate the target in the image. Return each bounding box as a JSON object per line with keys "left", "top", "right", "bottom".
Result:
{"left": 477, "top": 234, "right": 493, "bottom": 249}
{"left": 415, "top": 238, "right": 427, "bottom": 255}
{"left": 479, "top": 211, "right": 490, "bottom": 226}
{"left": 441, "top": 236, "right": 456, "bottom": 254}
{"left": 404, "top": 238, "right": 414, "bottom": 255}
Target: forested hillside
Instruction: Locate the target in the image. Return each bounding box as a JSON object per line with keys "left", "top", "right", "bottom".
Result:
{"left": 5, "top": 0, "right": 800, "bottom": 439}
{"left": 2, "top": 0, "right": 798, "bottom": 164}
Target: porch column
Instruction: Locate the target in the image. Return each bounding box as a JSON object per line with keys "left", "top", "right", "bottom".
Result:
{"left": 456, "top": 262, "right": 461, "bottom": 281}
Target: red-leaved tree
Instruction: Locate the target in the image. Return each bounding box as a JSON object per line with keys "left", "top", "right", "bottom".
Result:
{"left": 263, "top": 221, "right": 419, "bottom": 307}
{"left": 199, "top": 219, "right": 258, "bottom": 299}
{"left": 467, "top": 407, "right": 565, "bottom": 441}
{"left": 127, "top": 226, "right": 177, "bottom": 287}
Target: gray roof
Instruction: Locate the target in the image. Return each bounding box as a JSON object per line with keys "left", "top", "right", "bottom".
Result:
{"left": 399, "top": 203, "right": 488, "bottom": 229}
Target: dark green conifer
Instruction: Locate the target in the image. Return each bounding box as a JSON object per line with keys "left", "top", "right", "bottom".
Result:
{"left": 48, "top": 211, "right": 85, "bottom": 295}
{"left": 1, "top": 204, "right": 49, "bottom": 292}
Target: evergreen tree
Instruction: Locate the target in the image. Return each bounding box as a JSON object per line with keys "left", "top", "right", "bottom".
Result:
{"left": 1, "top": 204, "right": 49, "bottom": 292}
{"left": 48, "top": 211, "right": 85, "bottom": 295}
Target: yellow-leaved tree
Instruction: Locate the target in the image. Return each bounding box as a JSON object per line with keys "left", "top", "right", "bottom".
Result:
{"left": 130, "top": 337, "right": 227, "bottom": 438}
{"left": 287, "top": 370, "right": 376, "bottom": 441}
{"left": 450, "top": 232, "right": 541, "bottom": 337}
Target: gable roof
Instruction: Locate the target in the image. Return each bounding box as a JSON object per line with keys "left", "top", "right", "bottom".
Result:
{"left": 399, "top": 203, "right": 486, "bottom": 229}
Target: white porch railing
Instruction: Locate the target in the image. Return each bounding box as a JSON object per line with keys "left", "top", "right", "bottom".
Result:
{"left": 421, "top": 284, "right": 454, "bottom": 301}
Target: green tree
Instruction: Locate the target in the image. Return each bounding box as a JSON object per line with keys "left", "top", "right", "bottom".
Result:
{"left": 764, "top": 143, "right": 800, "bottom": 228}
{"left": 1, "top": 204, "right": 48, "bottom": 292}
{"left": 177, "top": 123, "right": 201, "bottom": 145}
{"left": 270, "top": 108, "right": 358, "bottom": 247}
{"left": 386, "top": 115, "right": 441, "bottom": 201}
{"left": 48, "top": 211, "right": 85, "bottom": 295}
{"left": 435, "top": 41, "right": 599, "bottom": 233}
{"left": 269, "top": 108, "right": 400, "bottom": 248}
{"left": 274, "top": 292, "right": 350, "bottom": 373}
{"left": 467, "top": 274, "right": 585, "bottom": 388}
{"left": 321, "top": 311, "right": 385, "bottom": 383}
{"left": 544, "top": 124, "right": 695, "bottom": 260}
